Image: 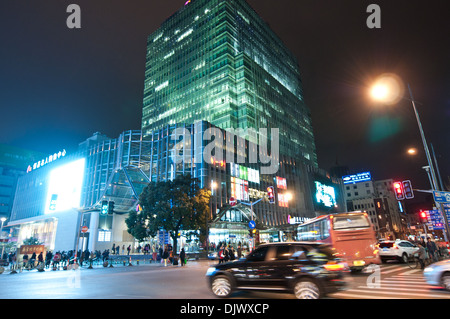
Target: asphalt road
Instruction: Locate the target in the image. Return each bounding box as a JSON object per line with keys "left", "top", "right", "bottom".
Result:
{"left": 1, "top": 259, "right": 450, "bottom": 300}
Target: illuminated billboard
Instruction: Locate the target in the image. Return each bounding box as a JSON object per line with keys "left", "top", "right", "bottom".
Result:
{"left": 342, "top": 172, "right": 372, "bottom": 184}
{"left": 45, "top": 158, "right": 85, "bottom": 214}
{"left": 314, "top": 181, "right": 337, "bottom": 209}
{"left": 230, "top": 162, "right": 259, "bottom": 184}
{"left": 230, "top": 177, "right": 249, "bottom": 201}
{"left": 276, "top": 177, "right": 287, "bottom": 189}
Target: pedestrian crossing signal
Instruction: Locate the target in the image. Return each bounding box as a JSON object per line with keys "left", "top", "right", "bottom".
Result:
{"left": 101, "top": 200, "right": 108, "bottom": 215}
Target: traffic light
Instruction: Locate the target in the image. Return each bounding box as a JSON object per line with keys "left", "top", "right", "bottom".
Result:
{"left": 393, "top": 181, "right": 405, "bottom": 200}
{"left": 101, "top": 200, "right": 108, "bottom": 215}
{"left": 419, "top": 211, "right": 428, "bottom": 222}
{"left": 402, "top": 180, "right": 414, "bottom": 199}
{"left": 108, "top": 201, "right": 115, "bottom": 215}
{"left": 267, "top": 186, "right": 275, "bottom": 204}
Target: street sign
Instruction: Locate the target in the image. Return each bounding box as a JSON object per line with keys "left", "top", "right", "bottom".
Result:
{"left": 248, "top": 220, "right": 256, "bottom": 229}
{"left": 81, "top": 226, "right": 89, "bottom": 233}
{"left": 433, "top": 191, "right": 450, "bottom": 203}
{"left": 229, "top": 197, "right": 236, "bottom": 206}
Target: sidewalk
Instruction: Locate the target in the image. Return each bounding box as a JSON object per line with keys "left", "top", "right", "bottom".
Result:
{"left": 0, "top": 253, "right": 215, "bottom": 274}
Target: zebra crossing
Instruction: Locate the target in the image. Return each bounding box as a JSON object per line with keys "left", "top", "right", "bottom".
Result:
{"left": 330, "top": 264, "right": 450, "bottom": 299}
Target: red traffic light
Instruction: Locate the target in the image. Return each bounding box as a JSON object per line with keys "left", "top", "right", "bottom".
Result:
{"left": 393, "top": 181, "right": 405, "bottom": 200}
{"left": 419, "top": 211, "right": 428, "bottom": 220}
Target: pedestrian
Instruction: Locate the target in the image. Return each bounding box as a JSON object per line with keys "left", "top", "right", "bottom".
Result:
{"left": 22, "top": 252, "right": 28, "bottom": 268}
{"left": 427, "top": 239, "right": 438, "bottom": 262}
{"left": 38, "top": 252, "right": 44, "bottom": 266}
{"left": 127, "top": 245, "right": 131, "bottom": 255}
{"left": 237, "top": 245, "right": 242, "bottom": 259}
{"left": 112, "top": 243, "right": 116, "bottom": 255}
{"left": 415, "top": 242, "right": 427, "bottom": 270}
{"left": 229, "top": 246, "right": 236, "bottom": 261}
{"left": 116, "top": 245, "right": 120, "bottom": 255}
{"left": 180, "top": 248, "right": 186, "bottom": 267}
{"left": 162, "top": 247, "right": 169, "bottom": 266}
{"left": 218, "top": 246, "right": 224, "bottom": 264}
{"left": 224, "top": 246, "right": 229, "bottom": 262}
{"left": 30, "top": 252, "right": 37, "bottom": 268}
{"left": 10, "top": 252, "right": 16, "bottom": 270}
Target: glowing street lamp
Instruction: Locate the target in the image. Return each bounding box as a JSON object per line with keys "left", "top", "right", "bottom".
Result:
{"left": 407, "top": 148, "right": 417, "bottom": 156}
{"left": 369, "top": 74, "right": 449, "bottom": 241}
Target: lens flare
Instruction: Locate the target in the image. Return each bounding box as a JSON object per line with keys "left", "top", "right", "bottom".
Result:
{"left": 370, "top": 73, "right": 405, "bottom": 105}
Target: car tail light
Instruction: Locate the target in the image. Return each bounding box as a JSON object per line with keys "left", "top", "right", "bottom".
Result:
{"left": 323, "top": 262, "right": 345, "bottom": 271}
{"left": 393, "top": 244, "right": 399, "bottom": 249}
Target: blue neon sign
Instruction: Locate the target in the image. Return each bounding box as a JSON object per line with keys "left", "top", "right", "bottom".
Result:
{"left": 342, "top": 172, "right": 372, "bottom": 184}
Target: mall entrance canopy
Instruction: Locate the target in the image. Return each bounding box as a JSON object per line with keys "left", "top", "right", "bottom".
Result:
{"left": 93, "top": 166, "right": 150, "bottom": 214}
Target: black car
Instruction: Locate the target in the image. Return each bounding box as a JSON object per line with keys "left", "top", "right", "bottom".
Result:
{"left": 206, "top": 242, "right": 347, "bottom": 299}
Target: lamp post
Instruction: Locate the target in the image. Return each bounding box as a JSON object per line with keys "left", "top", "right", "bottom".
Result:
{"left": 370, "top": 77, "right": 450, "bottom": 242}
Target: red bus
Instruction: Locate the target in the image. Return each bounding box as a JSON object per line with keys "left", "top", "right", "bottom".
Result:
{"left": 296, "top": 211, "right": 380, "bottom": 271}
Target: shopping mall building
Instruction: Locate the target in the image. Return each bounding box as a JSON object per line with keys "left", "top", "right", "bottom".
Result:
{"left": 8, "top": 121, "right": 345, "bottom": 254}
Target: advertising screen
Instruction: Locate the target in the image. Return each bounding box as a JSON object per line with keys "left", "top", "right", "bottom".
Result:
{"left": 314, "top": 181, "right": 337, "bottom": 209}
{"left": 276, "top": 176, "right": 287, "bottom": 189}
{"left": 45, "top": 158, "right": 85, "bottom": 214}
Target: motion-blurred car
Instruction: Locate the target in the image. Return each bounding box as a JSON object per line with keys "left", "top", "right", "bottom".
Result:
{"left": 424, "top": 259, "right": 450, "bottom": 291}
{"left": 205, "top": 242, "right": 347, "bottom": 299}
{"left": 378, "top": 239, "right": 418, "bottom": 263}
{"left": 208, "top": 251, "right": 217, "bottom": 260}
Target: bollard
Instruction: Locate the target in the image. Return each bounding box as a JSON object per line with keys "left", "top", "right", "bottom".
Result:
{"left": 128, "top": 256, "right": 132, "bottom": 266}
{"left": 137, "top": 260, "right": 139, "bottom": 265}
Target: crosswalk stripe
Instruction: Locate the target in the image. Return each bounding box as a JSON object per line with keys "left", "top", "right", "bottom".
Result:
{"left": 358, "top": 285, "right": 431, "bottom": 292}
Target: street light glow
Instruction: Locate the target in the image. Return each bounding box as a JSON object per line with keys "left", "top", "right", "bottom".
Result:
{"left": 370, "top": 84, "right": 389, "bottom": 101}
{"left": 369, "top": 73, "right": 404, "bottom": 105}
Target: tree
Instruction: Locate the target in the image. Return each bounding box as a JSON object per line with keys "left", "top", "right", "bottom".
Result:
{"left": 23, "top": 237, "right": 42, "bottom": 246}
{"left": 125, "top": 174, "right": 211, "bottom": 255}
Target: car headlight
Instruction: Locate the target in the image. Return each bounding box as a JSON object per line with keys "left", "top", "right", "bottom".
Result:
{"left": 206, "top": 267, "right": 217, "bottom": 276}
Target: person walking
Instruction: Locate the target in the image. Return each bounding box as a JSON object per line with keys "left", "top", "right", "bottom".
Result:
{"left": 427, "top": 239, "right": 438, "bottom": 263}
{"left": 38, "top": 252, "right": 44, "bottom": 267}
{"left": 180, "top": 248, "right": 186, "bottom": 267}
{"left": 229, "top": 246, "right": 236, "bottom": 261}
{"left": 237, "top": 245, "right": 242, "bottom": 259}
{"left": 415, "top": 242, "right": 427, "bottom": 270}
{"left": 218, "top": 245, "right": 224, "bottom": 264}
{"left": 162, "top": 246, "right": 169, "bottom": 267}
{"left": 127, "top": 245, "right": 131, "bottom": 255}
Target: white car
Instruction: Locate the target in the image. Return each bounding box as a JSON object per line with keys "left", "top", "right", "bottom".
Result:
{"left": 378, "top": 240, "right": 418, "bottom": 263}
{"left": 424, "top": 259, "right": 450, "bottom": 290}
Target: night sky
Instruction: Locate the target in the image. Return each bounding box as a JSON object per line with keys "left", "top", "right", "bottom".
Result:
{"left": 0, "top": 0, "right": 449, "bottom": 193}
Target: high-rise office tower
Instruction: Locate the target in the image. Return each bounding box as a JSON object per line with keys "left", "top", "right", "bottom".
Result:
{"left": 142, "top": 0, "right": 317, "bottom": 166}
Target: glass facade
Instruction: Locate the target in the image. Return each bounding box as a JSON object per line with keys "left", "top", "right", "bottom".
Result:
{"left": 142, "top": 0, "right": 317, "bottom": 166}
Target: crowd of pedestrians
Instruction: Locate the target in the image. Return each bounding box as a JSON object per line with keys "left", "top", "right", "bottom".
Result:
{"left": 411, "top": 237, "right": 446, "bottom": 270}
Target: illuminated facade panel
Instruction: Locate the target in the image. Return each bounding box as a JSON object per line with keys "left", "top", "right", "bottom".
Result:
{"left": 142, "top": 0, "right": 317, "bottom": 166}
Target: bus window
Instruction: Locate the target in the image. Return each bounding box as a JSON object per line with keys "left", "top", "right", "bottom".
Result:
{"left": 333, "top": 215, "right": 370, "bottom": 230}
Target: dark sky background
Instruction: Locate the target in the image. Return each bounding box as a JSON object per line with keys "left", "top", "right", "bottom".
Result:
{"left": 0, "top": 0, "right": 449, "bottom": 195}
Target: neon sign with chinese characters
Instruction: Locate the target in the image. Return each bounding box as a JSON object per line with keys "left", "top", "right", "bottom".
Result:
{"left": 26, "top": 149, "right": 67, "bottom": 173}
